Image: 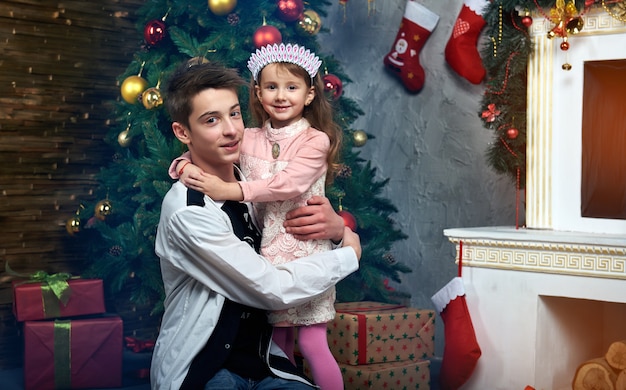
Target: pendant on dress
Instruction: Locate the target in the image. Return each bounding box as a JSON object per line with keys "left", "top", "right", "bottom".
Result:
{"left": 272, "top": 143, "right": 280, "bottom": 159}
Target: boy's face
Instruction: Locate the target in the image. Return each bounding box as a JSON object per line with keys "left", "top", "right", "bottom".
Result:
{"left": 173, "top": 88, "right": 244, "bottom": 179}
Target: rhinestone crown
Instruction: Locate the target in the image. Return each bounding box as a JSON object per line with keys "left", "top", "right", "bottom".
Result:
{"left": 247, "top": 43, "right": 322, "bottom": 82}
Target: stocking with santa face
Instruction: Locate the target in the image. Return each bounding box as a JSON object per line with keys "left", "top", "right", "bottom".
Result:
{"left": 383, "top": 0, "right": 439, "bottom": 93}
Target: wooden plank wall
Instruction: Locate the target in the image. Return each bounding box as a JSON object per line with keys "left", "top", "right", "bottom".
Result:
{"left": 0, "top": 0, "right": 144, "bottom": 367}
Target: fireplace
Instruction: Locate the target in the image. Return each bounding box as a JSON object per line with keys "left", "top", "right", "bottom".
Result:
{"left": 443, "top": 227, "right": 626, "bottom": 389}
{"left": 444, "top": 7, "right": 626, "bottom": 390}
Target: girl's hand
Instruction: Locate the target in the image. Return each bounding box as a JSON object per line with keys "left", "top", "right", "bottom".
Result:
{"left": 186, "top": 172, "right": 244, "bottom": 201}
{"left": 185, "top": 172, "right": 223, "bottom": 198}
{"left": 179, "top": 163, "right": 203, "bottom": 186}
{"left": 341, "top": 227, "right": 361, "bottom": 260}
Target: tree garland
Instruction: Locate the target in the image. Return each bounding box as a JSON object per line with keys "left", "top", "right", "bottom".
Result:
{"left": 479, "top": 0, "right": 593, "bottom": 189}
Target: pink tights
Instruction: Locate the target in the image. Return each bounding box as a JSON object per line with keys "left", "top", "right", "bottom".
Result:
{"left": 273, "top": 324, "right": 343, "bottom": 390}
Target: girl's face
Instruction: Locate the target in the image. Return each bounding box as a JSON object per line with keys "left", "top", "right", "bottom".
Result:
{"left": 255, "top": 63, "right": 315, "bottom": 129}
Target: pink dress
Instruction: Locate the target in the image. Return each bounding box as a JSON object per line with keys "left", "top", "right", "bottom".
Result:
{"left": 238, "top": 118, "right": 335, "bottom": 326}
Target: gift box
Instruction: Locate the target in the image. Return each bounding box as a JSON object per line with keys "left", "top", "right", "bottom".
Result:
{"left": 13, "top": 278, "right": 105, "bottom": 321}
{"left": 327, "top": 301, "right": 435, "bottom": 365}
{"left": 23, "top": 315, "right": 123, "bottom": 389}
{"left": 340, "top": 360, "right": 430, "bottom": 390}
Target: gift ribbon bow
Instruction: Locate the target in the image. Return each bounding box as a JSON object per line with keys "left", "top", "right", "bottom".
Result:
{"left": 125, "top": 336, "right": 156, "bottom": 353}
{"left": 6, "top": 262, "right": 73, "bottom": 306}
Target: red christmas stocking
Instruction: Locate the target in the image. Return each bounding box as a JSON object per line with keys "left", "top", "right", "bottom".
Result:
{"left": 383, "top": 0, "right": 439, "bottom": 93}
{"left": 431, "top": 277, "right": 481, "bottom": 390}
{"left": 445, "top": 0, "right": 488, "bottom": 84}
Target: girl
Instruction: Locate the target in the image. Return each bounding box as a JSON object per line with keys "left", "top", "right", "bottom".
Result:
{"left": 169, "top": 43, "right": 344, "bottom": 390}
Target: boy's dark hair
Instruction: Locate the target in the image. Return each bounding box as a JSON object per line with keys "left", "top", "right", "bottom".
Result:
{"left": 165, "top": 61, "right": 246, "bottom": 129}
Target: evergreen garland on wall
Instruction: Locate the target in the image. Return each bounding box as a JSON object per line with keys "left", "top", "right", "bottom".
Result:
{"left": 479, "top": 0, "right": 594, "bottom": 188}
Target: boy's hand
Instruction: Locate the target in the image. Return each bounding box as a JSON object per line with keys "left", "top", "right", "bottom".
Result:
{"left": 284, "top": 196, "right": 345, "bottom": 242}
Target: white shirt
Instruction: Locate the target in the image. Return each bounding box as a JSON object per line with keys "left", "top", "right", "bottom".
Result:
{"left": 150, "top": 179, "right": 358, "bottom": 389}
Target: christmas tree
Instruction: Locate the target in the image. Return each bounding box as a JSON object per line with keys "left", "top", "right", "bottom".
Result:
{"left": 72, "top": 0, "right": 410, "bottom": 326}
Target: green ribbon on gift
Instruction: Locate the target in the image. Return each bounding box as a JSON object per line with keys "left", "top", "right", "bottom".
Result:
{"left": 29, "top": 270, "right": 73, "bottom": 306}
{"left": 6, "top": 262, "right": 73, "bottom": 313}
{"left": 54, "top": 320, "right": 72, "bottom": 389}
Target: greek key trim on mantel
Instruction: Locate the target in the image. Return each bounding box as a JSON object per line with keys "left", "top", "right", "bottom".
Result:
{"left": 447, "top": 237, "right": 626, "bottom": 280}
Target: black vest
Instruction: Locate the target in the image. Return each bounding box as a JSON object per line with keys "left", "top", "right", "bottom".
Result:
{"left": 181, "top": 190, "right": 267, "bottom": 389}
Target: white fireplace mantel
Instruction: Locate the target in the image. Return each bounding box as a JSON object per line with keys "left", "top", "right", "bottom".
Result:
{"left": 445, "top": 226, "right": 626, "bottom": 281}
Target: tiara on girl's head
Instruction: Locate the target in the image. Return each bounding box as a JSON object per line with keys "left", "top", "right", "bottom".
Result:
{"left": 247, "top": 43, "right": 322, "bottom": 82}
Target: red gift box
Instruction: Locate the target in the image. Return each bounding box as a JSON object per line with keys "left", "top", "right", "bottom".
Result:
{"left": 13, "top": 278, "right": 105, "bottom": 321}
{"left": 24, "top": 316, "right": 123, "bottom": 389}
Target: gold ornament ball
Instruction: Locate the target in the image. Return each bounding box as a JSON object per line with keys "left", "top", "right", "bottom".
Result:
{"left": 296, "top": 9, "right": 322, "bottom": 36}
{"left": 353, "top": 130, "right": 368, "bottom": 147}
{"left": 118, "top": 128, "right": 132, "bottom": 147}
{"left": 208, "top": 0, "right": 237, "bottom": 15}
{"left": 187, "top": 56, "right": 210, "bottom": 67}
{"left": 142, "top": 87, "right": 163, "bottom": 109}
{"left": 65, "top": 216, "right": 81, "bottom": 235}
{"left": 121, "top": 75, "right": 148, "bottom": 104}
{"left": 94, "top": 200, "right": 113, "bottom": 221}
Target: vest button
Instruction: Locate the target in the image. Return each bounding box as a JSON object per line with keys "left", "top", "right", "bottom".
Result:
{"left": 224, "top": 343, "right": 231, "bottom": 349}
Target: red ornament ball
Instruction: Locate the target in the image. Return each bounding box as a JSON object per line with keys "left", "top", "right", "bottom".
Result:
{"left": 143, "top": 19, "right": 166, "bottom": 46}
{"left": 521, "top": 15, "right": 533, "bottom": 28}
{"left": 506, "top": 128, "right": 519, "bottom": 139}
{"left": 253, "top": 25, "right": 282, "bottom": 49}
{"left": 338, "top": 210, "right": 357, "bottom": 232}
{"left": 323, "top": 74, "right": 343, "bottom": 100}
{"left": 560, "top": 41, "right": 570, "bottom": 51}
{"left": 276, "top": 0, "right": 304, "bottom": 22}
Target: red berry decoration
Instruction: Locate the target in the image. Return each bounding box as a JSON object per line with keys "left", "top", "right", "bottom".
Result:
{"left": 338, "top": 210, "right": 357, "bottom": 232}
{"left": 144, "top": 19, "right": 167, "bottom": 46}
{"left": 323, "top": 74, "right": 343, "bottom": 100}
{"left": 253, "top": 25, "right": 282, "bottom": 49}
{"left": 507, "top": 128, "right": 519, "bottom": 139}
{"left": 521, "top": 15, "right": 533, "bottom": 28}
{"left": 276, "top": 0, "right": 304, "bottom": 22}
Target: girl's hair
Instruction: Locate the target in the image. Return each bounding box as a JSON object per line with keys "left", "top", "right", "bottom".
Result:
{"left": 248, "top": 62, "right": 343, "bottom": 184}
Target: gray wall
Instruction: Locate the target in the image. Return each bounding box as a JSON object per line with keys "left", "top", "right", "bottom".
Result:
{"left": 319, "top": 0, "right": 519, "bottom": 355}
